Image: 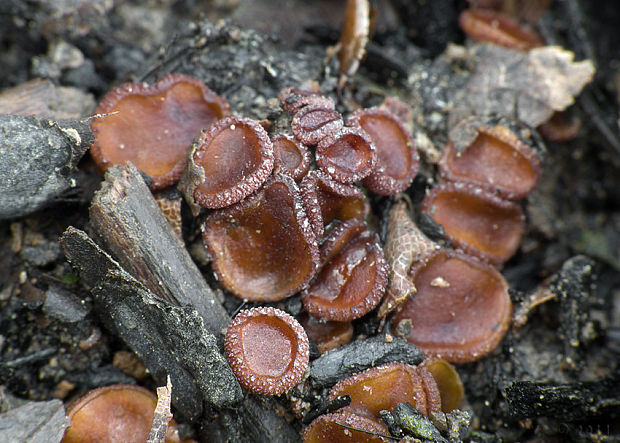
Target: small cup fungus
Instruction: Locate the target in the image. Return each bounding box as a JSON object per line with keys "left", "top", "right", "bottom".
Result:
{"left": 298, "top": 312, "right": 353, "bottom": 354}
{"left": 419, "top": 358, "right": 465, "bottom": 413}
{"left": 90, "top": 73, "right": 231, "bottom": 190}
{"left": 278, "top": 86, "right": 335, "bottom": 114}
{"left": 202, "top": 173, "right": 319, "bottom": 301}
{"left": 439, "top": 125, "right": 541, "bottom": 200}
{"left": 292, "top": 105, "right": 344, "bottom": 146}
{"left": 302, "top": 219, "right": 388, "bottom": 321}
{"left": 303, "top": 410, "right": 389, "bottom": 443}
{"left": 348, "top": 108, "right": 419, "bottom": 195}
{"left": 316, "top": 127, "right": 376, "bottom": 184}
{"left": 271, "top": 134, "right": 312, "bottom": 181}
{"left": 537, "top": 111, "right": 582, "bottom": 143}
{"left": 459, "top": 8, "right": 544, "bottom": 51}
{"left": 224, "top": 307, "right": 309, "bottom": 395}
{"left": 393, "top": 248, "right": 512, "bottom": 363}
{"left": 422, "top": 182, "right": 526, "bottom": 264}
{"left": 180, "top": 116, "right": 274, "bottom": 211}
{"left": 62, "top": 384, "right": 183, "bottom": 442}
{"left": 300, "top": 170, "right": 369, "bottom": 240}
{"left": 327, "top": 362, "right": 441, "bottom": 420}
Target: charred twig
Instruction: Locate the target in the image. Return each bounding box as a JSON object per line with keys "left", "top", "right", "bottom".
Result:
{"left": 88, "top": 163, "right": 230, "bottom": 340}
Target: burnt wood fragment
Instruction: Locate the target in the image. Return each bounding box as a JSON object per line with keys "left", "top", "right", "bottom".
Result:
{"left": 505, "top": 372, "right": 620, "bottom": 421}
{"left": 60, "top": 227, "right": 241, "bottom": 420}
{"left": 309, "top": 334, "right": 425, "bottom": 389}
{"left": 0, "top": 114, "right": 91, "bottom": 220}
{"left": 88, "top": 163, "right": 229, "bottom": 339}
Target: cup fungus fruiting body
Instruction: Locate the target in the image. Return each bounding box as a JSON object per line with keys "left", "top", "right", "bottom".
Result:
{"left": 327, "top": 362, "right": 441, "bottom": 421}
{"left": 303, "top": 410, "right": 389, "bottom": 443}
{"left": 439, "top": 125, "right": 541, "bottom": 200}
{"left": 302, "top": 219, "right": 388, "bottom": 322}
{"left": 182, "top": 116, "right": 274, "bottom": 210}
{"left": 62, "top": 384, "right": 183, "bottom": 443}
{"left": 315, "top": 127, "right": 376, "bottom": 184}
{"left": 393, "top": 248, "right": 512, "bottom": 363}
{"left": 422, "top": 182, "right": 526, "bottom": 265}
{"left": 300, "top": 170, "right": 369, "bottom": 240}
{"left": 224, "top": 307, "right": 309, "bottom": 396}
{"left": 271, "top": 134, "right": 312, "bottom": 181}
{"left": 459, "top": 8, "right": 544, "bottom": 51}
{"left": 203, "top": 174, "right": 319, "bottom": 302}
{"left": 348, "top": 108, "right": 419, "bottom": 196}
{"left": 90, "top": 73, "right": 231, "bottom": 191}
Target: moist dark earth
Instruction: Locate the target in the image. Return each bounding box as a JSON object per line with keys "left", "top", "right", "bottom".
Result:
{"left": 1, "top": 0, "right": 619, "bottom": 442}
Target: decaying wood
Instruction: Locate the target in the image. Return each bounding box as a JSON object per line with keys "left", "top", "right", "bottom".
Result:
{"left": 88, "top": 163, "right": 229, "bottom": 339}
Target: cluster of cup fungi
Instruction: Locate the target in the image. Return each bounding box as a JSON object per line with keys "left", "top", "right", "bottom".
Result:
{"left": 60, "top": 4, "right": 562, "bottom": 442}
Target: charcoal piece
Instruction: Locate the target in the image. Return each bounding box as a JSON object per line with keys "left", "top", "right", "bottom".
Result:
{"left": 550, "top": 255, "right": 596, "bottom": 364}
{"left": 42, "top": 285, "right": 89, "bottom": 323}
{"left": 308, "top": 335, "right": 425, "bottom": 389}
{"left": 505, "top": 372, "right": 620, "bottom": 421}
{"left": 0, "top": 399, "right": 68, "bottom": 443}
{"left": 0, "top": 114, "right": 92, "bottom": 220}
{"left": 60, "top": 227, "right": 242, "bottom": 420}
{"left": 88, "top": 163, "right": 230, "bottom": 340}
{"left": 65, "top": 365, "right": 136, "bottom": 388}
{"left": 379, "top": 409, "right": 404, "bottom": 438}
{"left": 204, "top": 396, "right": 301, "bottom": 443}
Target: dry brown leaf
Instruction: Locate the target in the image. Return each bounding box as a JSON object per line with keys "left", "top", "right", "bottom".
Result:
{"left": 449, "top": 45, "right": 595, "bottom": 128}
{"left": 377, "top": 197, "right": 439, "bottom": 319}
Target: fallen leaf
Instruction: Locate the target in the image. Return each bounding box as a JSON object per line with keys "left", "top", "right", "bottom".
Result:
{"left": 449, "top": 45, "right": 595, "bottom": 128}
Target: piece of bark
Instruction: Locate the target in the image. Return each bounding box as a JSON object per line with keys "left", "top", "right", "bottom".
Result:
{"left": 0, "top": 78, "right": 95, "bottom": 119}
{"left": 60, "top": 227, "right": 242, "bottom": 419}
{"left": 88, "top": 163, "right": 230, "bottom": 339}
{"left": 0, "top": 399, "right": 68, "bottom": 443}
{"left": 0, "top": 114, "right": 92, "bottom": 220}
{"left": 309, "top": 334, "right": 426, "bottom": 389}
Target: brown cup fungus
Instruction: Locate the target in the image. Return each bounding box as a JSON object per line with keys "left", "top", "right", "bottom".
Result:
{"left": 393, "top": 248, "right": 512, "bottom": 363}
{"left": 302, "top": 219, "right": 388, "bottom": 321}
{"left": 271, "top": 134, "right": 311, "bottom": 181}
{"left": 439, "top": 125, "right": 542, "bottom": 200}
{"left": 316, "top": 127, "right": 376, "bottom": 184}
{"left": 459, "top": 8, "right": 544, "bottom": 51}
{"left": 300, "top": 170, "right": 369, "bottom": 239}
{"left": 224, "top": 307, "right": 309, "bottom": 395}
{"left": 328, "top": 362, "right": 441, "bottom": 420}
{"left": 303, "top": 410, "right": 389, "bottom": 443}
{"left": 278, "top": 86, "right": 335, "bottom": 115}
{"left": 537, "top": 111, "right": 582, "bottom": 142}
{"left": 180, "top": 116, "right": 274, "bottom": 211}
{"left": 298, "top": 312, "right": 354, "bottom": 354}
{"left": 419, "top": 358, "right": 465, "bottom": 412}
{"left": 203, "top": 174, "right": 319, "bottom": 301}
{"left": 292, "top": 105, "right": 344, "bottom": 146}
{"left": 90, "top": 73, "right": 231, "bottom": 191}
{"left": 62, "top": 384, "right": 183, "bottom": 443}
{"left": 348, "top": 108, "right": 419, "bottom": 195}
{"left": 422, "top": 182, "right": 525, "bottom": 264}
